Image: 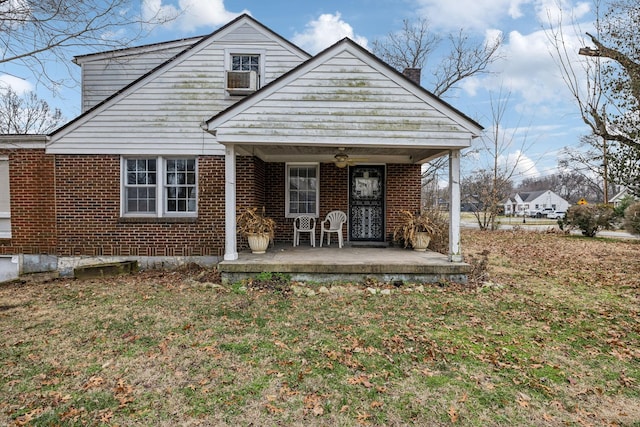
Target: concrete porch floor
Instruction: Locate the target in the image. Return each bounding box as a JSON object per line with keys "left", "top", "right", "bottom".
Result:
{"left": 218, "top": 243, "right": 471, "bottom": 284}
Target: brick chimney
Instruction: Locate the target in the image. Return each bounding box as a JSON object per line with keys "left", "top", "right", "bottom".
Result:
{"left": 403, "top": 67, "right": 421, "bottom": 85}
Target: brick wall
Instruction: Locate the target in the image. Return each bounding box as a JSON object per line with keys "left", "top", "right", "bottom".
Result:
{"left": 0, "top": 149, "right": 56, "bottom": 255}
{"left": 1, "top": 152, "right": 423, "bottom": 257}
{"left": 264, "top": 162, "right": 286, "bottom": 239}
{"left": 262, "top": 162, "right": 419, "bottom": 244}
{"left": 54, "top": 155, "right": 226, "bottom": 257}
{"left": 386, "top": 164, "right": 422, "bottom": 241}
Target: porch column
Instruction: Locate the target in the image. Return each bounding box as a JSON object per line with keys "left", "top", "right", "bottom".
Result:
{"left": 224, "top": 144, "right": 238, "bottom": 261}
{"left": 448, "top": 149, "right": 463, "bottom": 262}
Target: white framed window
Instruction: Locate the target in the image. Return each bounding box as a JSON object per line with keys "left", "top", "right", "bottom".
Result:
{"left": 231, "top": 54, "right": 260, "bottom": 73}
{"left": 0, "top": 157, "right": 10, "bottom": 238}
{"left": 224, "top": 48, "right": 265, "bottom": 95}
{"left": 286, "top": 163, "right": 319, "bottom": 218}
{"left": 122, "top": 157, "right": 197, "bottom": 217}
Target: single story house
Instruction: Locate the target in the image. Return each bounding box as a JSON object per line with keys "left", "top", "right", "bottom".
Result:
{"left": 609, "top": 188, "right": 638, "bottom": 207}
{"left": 0, "top": 15, "right": 482, "bottom": 281}
{"left": 504, "top": 190, "right": 570, "bottom": 216}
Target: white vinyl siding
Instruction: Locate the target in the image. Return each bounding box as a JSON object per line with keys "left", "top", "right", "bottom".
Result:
{"left": 49, "top": 18, "right": 309, "bottom": 155}
{"left": 286, "top": 163, "right": 319, "bottom": 218}
{"left": 0, "top": 157, "right": 10, "bottom": 238}
{"left": 78, "top": 39, "right": 200, "bottom": 112}
{"left": 211, "top": 46, "right": 478, "bottom": 147}
{"left": 122, "top": 157, "right": 197, "bottom": 217}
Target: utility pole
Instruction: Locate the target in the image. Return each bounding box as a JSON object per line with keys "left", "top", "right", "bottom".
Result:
{"left": 603, "top": 136, "right": 609, "bottom": 204}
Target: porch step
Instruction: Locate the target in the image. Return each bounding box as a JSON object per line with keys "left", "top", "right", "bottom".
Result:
{"left": 218, "top": 245, "right": 470, "bottom": 284}
{"left": 74, "top": 260, "right": 138, "bottom": 280}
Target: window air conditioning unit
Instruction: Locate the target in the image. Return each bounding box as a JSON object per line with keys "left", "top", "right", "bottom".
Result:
{"left": 226, "top": 70, "right": 257, "bottom": 94}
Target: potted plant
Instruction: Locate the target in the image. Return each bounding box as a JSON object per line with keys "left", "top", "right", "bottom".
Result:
{"left": 393, "top": 210, "right": 437, "bottom": 251}
{"left": 236, "top": 206, "right": 276, "bottom": 254}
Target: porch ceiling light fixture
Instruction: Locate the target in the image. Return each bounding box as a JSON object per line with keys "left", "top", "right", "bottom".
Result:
{"left": 334, "top": 153, "right": 349, "bottom": 168}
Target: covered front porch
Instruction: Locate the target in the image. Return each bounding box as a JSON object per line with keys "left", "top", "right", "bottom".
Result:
{"left": 202, "top": 38, "right": 484, "bottom": 275}
{"left": 218, "top": 243, "right": 471, "bottom": 284}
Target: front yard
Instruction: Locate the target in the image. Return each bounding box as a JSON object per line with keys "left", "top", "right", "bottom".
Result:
{"left": 1, "top": 229, "right": 639, "bottom": 426}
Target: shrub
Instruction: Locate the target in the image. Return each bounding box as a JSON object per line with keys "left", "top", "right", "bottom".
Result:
{"left": 423, "top": 209, "right": 449, "bottom": 254}
{"left": 613, "top": 195, "right": 636, "bottom": 218}
{"left": 623, "top": 202, "right": 640, "bottom": 235}
{"left": 561, "top": 204, "right": 615, "bottom": 237}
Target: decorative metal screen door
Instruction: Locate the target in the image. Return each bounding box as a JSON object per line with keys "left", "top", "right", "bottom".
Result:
{"left": 349, "top": 165, "right": 385, "bottom": 241}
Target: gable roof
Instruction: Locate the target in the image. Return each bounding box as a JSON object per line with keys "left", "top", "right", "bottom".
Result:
{"left": 206, "top": 37, "right": 484, "bottom": 134}
{"left": 517, "top": 191, "right": 547, "bottom": 203}
{"left": 204, "top": 37, "right": 482, "bottom": 156}
{"left": 49, "top": 14, "right": 310, "bottom": 141}
{"left": 72, "top": 36, "right": 205, "bottom": 66}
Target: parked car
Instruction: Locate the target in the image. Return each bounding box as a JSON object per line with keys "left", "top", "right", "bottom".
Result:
{"left": 530, "top": 207, "right": 554, "bottom": 218}
{"left": 547, "top": 211, "right": 566, "bottom": 219}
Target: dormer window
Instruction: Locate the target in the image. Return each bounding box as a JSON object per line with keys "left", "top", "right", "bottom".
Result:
{"left": 226, "top": 51, "right": 263, "bottom": 95}
{"left": 232, "top": 54, "right": 259, "bottom": 73}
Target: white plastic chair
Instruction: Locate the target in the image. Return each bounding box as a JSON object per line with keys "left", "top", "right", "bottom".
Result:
{"left": 320, "top": 210, "right": 347, "bottom": 248}
{"left": 293, "top": 215, "right": 316, "bottom": 247}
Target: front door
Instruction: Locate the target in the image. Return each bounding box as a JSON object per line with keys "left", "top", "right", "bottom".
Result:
{"left": 349, "top": 165, "right": 385, "bottom": 242}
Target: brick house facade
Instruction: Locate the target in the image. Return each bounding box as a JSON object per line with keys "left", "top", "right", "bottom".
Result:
{"left": 1, "top": 15, "right": 480, "bottom": 280}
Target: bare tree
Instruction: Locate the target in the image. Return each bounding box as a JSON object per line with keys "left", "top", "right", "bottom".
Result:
{"left": 372, "top": 18, "right": 502, "bottom": 98}
{"left": 1, "top": 0, "right": 177, "bottom": 91}
{"left": 545, "top": 0, "right": 640, "bottom": 196}
{"left": 372, "top": 18, "right": 503, "bottom": 208}
{"left": 0, "top": 86, "right": 63, "bottom": 133}
{"left": 464, "top": 89, "right": 535, "bottom": 230}
{"left": 371, "top": 18, "right": 440, "bottom": 72}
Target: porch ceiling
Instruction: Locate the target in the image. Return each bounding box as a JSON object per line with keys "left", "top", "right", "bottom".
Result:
{"left": 234, "top": 143, "right": 448, "bottom": 164}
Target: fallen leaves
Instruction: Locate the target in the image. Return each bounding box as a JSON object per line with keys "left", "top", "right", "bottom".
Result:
{"left": 303, "top": 393, "right": 324, "bottom": 416}
{"left": 348, "top": 374, "right": 374, "bottom": 388}
{"left": 82, "top": 376, "right": 105, "bottom": 390}
{"left": 1, "top": 230, "right": 639, "bottom": 426}
{"left": 448, "top": 405, "right": 459, "bottom": 423}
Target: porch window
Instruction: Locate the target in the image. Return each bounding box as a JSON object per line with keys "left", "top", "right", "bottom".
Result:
{"left": 0, "top": 157, "right": 10, "bottom": 238}
{"left": 122, "top": 157, "right": 197, "bottom": 217}
{"left": 286, "top": 163, "right": 319, "bottom": 218}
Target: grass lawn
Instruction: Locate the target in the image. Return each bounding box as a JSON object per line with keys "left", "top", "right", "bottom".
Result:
{"left": 1, "top": 229, "right": 639, "bottom": 426}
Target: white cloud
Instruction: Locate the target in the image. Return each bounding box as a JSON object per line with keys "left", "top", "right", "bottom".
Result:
{"left": 414, "top": 0, "right": 592, "bottom": 33}
{"left": 142, "top": 0, "right": 248, "bottom": 32}
{"left": 499, "top": 149, "right": 541, "bottom": 180}
{"left": 462, "top": 26, "right": 585, "bottom": 120}
{"left": 415, "top": 0, "right": 531, "bottom": 31}
{"left": 0, "top": 74, "right": 33, "bottom": 94}
{"left": 534, "top": 0, "right": 591, "bottom": 28}
{"left": 292, "top": 13, "right": 368, "bottom": 54}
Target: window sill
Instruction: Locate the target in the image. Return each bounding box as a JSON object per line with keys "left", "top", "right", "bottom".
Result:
{"left": 119, "top": 217, "right": 198, "bottom": 224}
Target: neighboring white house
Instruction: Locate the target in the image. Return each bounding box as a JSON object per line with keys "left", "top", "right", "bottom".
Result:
{"left": 609, "top": 188, "right": 638, "bottom": 208}
{"left": 504, "top": 190, "right": 570, "bottom": 216}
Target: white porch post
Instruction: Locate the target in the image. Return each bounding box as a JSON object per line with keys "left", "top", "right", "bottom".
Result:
{"left": 448, "top": 149, "right": 463, "bottom": 262}
{"left": 224, "top": 144, "right": 238, "bottom": 261}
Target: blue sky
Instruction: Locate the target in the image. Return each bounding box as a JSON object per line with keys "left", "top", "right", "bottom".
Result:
{"left": 1, "top": 0, "right": 598, "bottom": 182}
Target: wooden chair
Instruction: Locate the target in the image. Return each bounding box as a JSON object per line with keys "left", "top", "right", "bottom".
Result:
{"left": 320, "top": 210, "right": 347, "bottom": 248}
{"left": 293, "top": 215, "right": 316, "bottom": 247}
